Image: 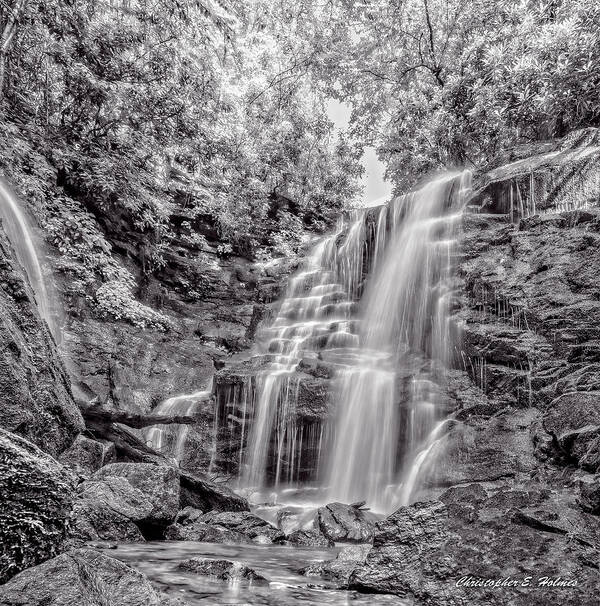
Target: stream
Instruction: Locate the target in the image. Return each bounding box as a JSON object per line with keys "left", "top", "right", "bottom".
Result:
{"left": 112, "top": 540, "right": 404, "bottom": 605}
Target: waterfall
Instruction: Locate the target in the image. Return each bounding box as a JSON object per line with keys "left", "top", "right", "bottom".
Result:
{"left": 0, "top": 179, "right": 60, "bottom": 341}
{"left": 145, "top": 385, "right": 212, "bottom": 464}
{"left": 325, "top": 172, "right": 471, "bottom": 511}
{"left": 240, "top": 220, "right": 367, "bottom": 491}
{"left": 234, "top": 171, "right": 470, "bottom": 511}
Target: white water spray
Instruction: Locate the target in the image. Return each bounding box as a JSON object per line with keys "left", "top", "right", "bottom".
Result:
{"left": 0, "top": 179, "right": 60, "bottom": 340}
{"left": 325, "top": 172, "right": 471, "bottom": 511}
{"left": 145, "top": 384, "right": 212, "bottom": 464}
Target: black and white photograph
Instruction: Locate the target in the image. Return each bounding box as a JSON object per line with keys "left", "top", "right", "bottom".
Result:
{"left": 0, "top": 1, "right": 599, "bottom": 604}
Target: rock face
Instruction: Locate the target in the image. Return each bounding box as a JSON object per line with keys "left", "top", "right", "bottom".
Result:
{"left": 317, "top": 502, "right": 376, "bottom": 543}
{"left": 349, "top": 493, "right": 600, "bottom": 605}
{"left": 0, "top": 548, "right": 184, "bottom": 606}
{"left": 62, "top": 230, "right": 295, "bottom": 417}
{"left": 458, "top": 208, "right": 600, "bottom": 415}
{"left": 211, "top": 359, "right": 330, "bottom": 478}
{"left": 0, "top": 429, "right": 76, "bottom": 584}
{"left": 177, "top": 558, "right": 268, "bottom": 584}
{"left": 0, "top": 226, "right": 83, "bottom": 457}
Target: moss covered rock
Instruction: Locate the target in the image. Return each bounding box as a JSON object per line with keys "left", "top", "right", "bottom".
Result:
{"left": 0, "top": 429, "right": 76, "bottom": 583}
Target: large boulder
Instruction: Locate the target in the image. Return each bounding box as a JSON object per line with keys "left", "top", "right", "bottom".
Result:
{"left": 317, "top": 502, "right": 376, "bottom": 543}
{"left": 179, "top": 470, "right": 249, "bottom": 512}
{"left": 93, "top": 463, "right": 180, "bottom": 525}
{"left": 0, "top": 228, "right": 83, "bottom": 456}
{"left": 70, "top": 476, "right": 150, "bottom": 543}
{"left": 0, "top": 429, "right": 75, "bottom": 584}
{"left": 71, "top": 463, "right": 181, "bottom": 541}
{"left": 0, "top": 548, "right": 184, "bottom": 606}
{"left": 349, "top": 494, "right": 600, "bottom": 605}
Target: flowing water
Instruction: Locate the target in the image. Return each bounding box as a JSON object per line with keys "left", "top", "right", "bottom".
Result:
{"left": 112, "top": 541, "right": 404, "bottom": 605}
{"left": 146, "top": 385, "right": 213, "bottom": 463}
{"left": 239, "top": 171, "right": 471, "bottom": 513}
{"left": 0, "top": 178, "right": 60, "bottom": 341}
{"left": 326, "top": 172, "right": 471, "bottom": 510}
{"left": 239, "top": 220, "right": 367, "bottom": 490}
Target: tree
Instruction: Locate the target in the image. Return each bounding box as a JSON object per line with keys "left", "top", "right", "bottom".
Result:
{"left": 0, "top": 0, "right": 27, "bottom": 96}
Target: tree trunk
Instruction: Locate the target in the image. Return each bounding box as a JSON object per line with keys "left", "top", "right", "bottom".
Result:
{"left": 79, "top": 403, "right": 199, "bottom": 429}
{"left": 0, "top": 0, "right": 27, "bottom": 99}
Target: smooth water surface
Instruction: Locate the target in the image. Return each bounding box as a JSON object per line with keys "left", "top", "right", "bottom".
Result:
{"left": 113, "top": 540, "right": 404, "bottom": 605}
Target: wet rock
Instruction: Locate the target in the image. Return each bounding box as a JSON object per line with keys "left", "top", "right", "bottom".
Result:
{"left": 286, "top": 529, "right": 334, "bottom": 547}
{"left": 0, "top": 548, "right": 184, "bottom": 606}
{"left": 0, "top": 429, "right": 76, "bottom": 583}
{"left": 175, "top": 506, "right": 203, "bottom": 525}
{"left": 543, "top": 392, "right": 600, "bottom": 439}
{"left": 0, "top": 229, "right": 84, "bottom": 456}
{"left": 70, "top": 476, "right": 150, "bottom": 543}
{"left": 177, "top": 558, "right": 268, "bottom": 584}
{"left": 165, "top": 521, "right": 249, "bottom": 544}
{"left": 349, "top": 495, "right": 600, "bottom": 605}
{"left": 199, "top": 511, "right": 285, "bottom": 544}
{"left": 93, "top": 463, "right": 180, "bottom": 526}
{"left": 66, "top": 317, "right": 217, "bottom": 415}
{"left": 299, "top": 562, "right": 324, "bottom": 577}
{"left": 349, "top": 501, "right": 449, "bottom": 597}
{"left": 58, "top": 435, "right": 108, "bottom": 477}
{"left": 439, "top": 483, "right": 488, "bottom": 522}
{"left": 426, "top": 409, "right": 538, "bottom": 488}
{"left": 179, "top": 470, "right": 249, "bottom": 513}
{"left": 320, "top": 544, "right": 371, "bottom": 588}
{"left": 578, "top": 475, "right": 600, "bottom": 514}
{"left": 317, "top": 502, "right": 376, "bottom": 543}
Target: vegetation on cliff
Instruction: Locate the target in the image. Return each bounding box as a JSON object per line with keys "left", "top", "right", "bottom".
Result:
{"left": 0, "top": 0, "right": 362, "bottom": 326}
{"left": 1, "top": 0, "right": 599, "bottom": 328}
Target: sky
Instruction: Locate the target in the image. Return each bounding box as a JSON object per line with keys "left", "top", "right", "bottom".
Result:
{"left": 327, "top": 99, "right": 393, "bottom": 206}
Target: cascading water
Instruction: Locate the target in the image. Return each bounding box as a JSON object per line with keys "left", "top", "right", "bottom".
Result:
{"left": 239, "top": 171, "right": 471, "bottom": 512}
{"left": 0, "top": 178, "right": 60, "bottom": 341}
{"left": 146, "top": 385, "right": 212, "bottom": 464}
{"left": 240, "top": 220, "right": 367, "bottom": 492}
{"left": 326, "top": 172, "right": 471, "bottom": 511}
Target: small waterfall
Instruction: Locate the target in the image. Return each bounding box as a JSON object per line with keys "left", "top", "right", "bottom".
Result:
{"left": 240, "top": 216, "right": 368, "bottom": 491}
{"left": 145, "top": 385, "right": 212, "bottom": 464}
{"left": 325, "top": 172, "right": 471, "bottom": 511}
{"left": 0, "top": 179, "right": 60, "bottom": 340}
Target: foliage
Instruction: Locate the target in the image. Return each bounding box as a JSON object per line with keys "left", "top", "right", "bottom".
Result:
{"left": 0, "top": 0, "right": 362, "bottom": 327}
{"left": 95, "top": 279, "right": 172, "bottom": 329}
{"left": 312, "top": 0, "right": 600, "bottom": 191}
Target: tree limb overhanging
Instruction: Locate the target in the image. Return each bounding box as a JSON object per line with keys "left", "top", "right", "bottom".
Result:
{"left": 79, "top": 403, "right": 200, "bottom": 429}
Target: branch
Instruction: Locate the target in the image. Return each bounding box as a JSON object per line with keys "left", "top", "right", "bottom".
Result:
{"left": 79, "top": 403, "right": 202, "bottom": 429}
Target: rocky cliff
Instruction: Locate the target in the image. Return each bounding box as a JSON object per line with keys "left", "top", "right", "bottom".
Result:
{"left": 0, "top": 224, "right": 83, "bottom": 456}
